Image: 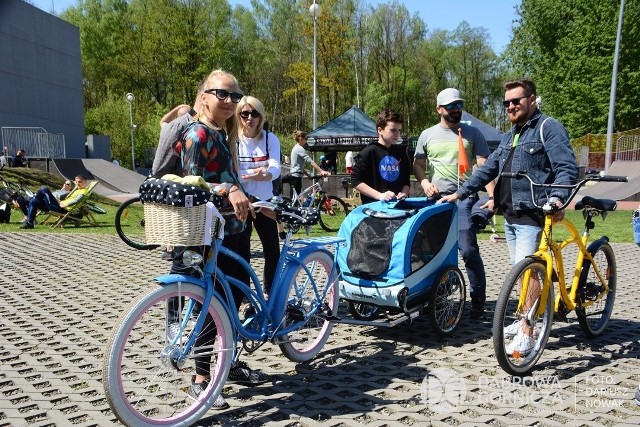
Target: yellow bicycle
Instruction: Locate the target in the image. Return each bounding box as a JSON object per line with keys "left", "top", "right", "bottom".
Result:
{"left": 492, "top": 172, "right": 628, "bottom": 375}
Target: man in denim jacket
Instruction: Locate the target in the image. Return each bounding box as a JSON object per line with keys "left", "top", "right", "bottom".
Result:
{"left": 441, "top": 79, "right": 578, "bottom": 265}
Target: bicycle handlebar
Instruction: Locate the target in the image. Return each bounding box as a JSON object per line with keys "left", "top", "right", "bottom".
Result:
{"left": 252, "top": 199, "right": 320, "bottom": 226}
{"left": 502, "top": 171, "right": 629, "bottom": 211}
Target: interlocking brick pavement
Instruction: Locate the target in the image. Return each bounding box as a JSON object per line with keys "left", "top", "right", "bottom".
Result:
{"left": 0, "top": 233, "right": 639, "bottom": 426}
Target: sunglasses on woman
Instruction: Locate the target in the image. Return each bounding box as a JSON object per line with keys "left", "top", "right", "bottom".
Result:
{"left": 240, "top": 109, "right": 260, "bottom": 119}
{"left": 204, "top": 88, "right": 243, "bottom": 103}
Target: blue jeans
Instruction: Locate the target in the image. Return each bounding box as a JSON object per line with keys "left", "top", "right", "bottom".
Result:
{"left": 633, "top": 210, "right": 640, "bottom": 247}
{"left": 457, "top": 195, "right": 486, "bottom": 300}
{"left": 26, "top": 187, "right": 66, "bottom": 224}
{"left": 504, "top": 221, "right": 542, "bottom": 265}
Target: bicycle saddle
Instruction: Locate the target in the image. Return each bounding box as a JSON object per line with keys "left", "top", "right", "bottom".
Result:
{"left": 574, "top": 196, "right": 617, "bottom": 212}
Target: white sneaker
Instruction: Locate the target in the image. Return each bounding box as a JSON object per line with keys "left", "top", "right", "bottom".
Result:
{"left": 166, "top": 323, "right": 182, "bottom": 343}
{"left": 503, "top": 321, "right": 540, "bottom": 339}
{"left": 506, "top": 331, "right": 535, "bottom": 357}
{"left": 503, "top": 321, "right": 522, "bottom": 338}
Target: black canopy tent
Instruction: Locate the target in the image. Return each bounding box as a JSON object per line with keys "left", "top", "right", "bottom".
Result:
{"left": 306, "top": 106, "right": 379, "bottom": 152}
{"left": 460, "top": 111, "right": 505, "bottom": 152}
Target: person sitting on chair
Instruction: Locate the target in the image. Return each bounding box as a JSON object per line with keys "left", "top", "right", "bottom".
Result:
{"left": 19, "top": 175, "right": 90, "bottom": 229}
{"left": 13, "top": 180, "right": 73, "bottom": 223}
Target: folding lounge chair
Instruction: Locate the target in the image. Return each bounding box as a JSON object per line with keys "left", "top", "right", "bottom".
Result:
{"left": 41, "top": 181, "right": 99, "bottom": 228}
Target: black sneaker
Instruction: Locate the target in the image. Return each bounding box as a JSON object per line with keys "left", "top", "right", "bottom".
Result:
{"left": 188, "top": 376, "right": 229, "bottom": 410}
{"left": 19, "top": 222, "right": 34, "bottom": 229}
{"left": 470, "top": 297, "right": 485, "bottom": 319}
{"left": 227, "top": 360, "right": 269, "bottom": 385}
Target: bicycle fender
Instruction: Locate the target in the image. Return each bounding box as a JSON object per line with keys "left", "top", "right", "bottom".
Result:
{"left": 154, "top": 273, "right": 205, "bottom": 288}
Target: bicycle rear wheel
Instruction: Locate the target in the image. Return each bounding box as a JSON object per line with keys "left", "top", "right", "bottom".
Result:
{"left": 492, "top": 258, "right": 553, "bottom": 376}
{"left": 427, "top": 266, "right": 466, "bottom": 337}
{"left": 115, "top": 196, "right": 159, "bottom": 250}
{"left": 279, "top": 250, "right": 338, "bottom": 362}
{"left": 318, "top": 195, "right": 349, "bottom": 232}
{"left": 103, "top": 283, "right": 234, "bottom": 427}
{"left": 576, "top": 242, "right": 616, "bottom": 338}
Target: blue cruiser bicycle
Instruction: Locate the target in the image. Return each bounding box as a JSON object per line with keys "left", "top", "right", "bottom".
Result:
{"left": 102, "top": 178, "right": 344, "bottom": 427}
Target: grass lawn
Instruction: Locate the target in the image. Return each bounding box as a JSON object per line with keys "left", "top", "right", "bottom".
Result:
{"left": 0, "top": 167, "right": 636, "bottom": 243}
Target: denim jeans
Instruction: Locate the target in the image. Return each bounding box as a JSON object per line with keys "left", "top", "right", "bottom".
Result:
{"left": 26, "top": 187, "right": 65, "bottom": 224}
{"left": 504, "top": 221, "right": 542, "bottom": 265}
{"left": 457, "top": 195, "right": 486, "bottom": 300}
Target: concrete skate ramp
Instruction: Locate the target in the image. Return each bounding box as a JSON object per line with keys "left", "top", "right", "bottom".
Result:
{"left": 51, "top": 158, "right": 146, "bottom": 196}
{"left": 578, "top": 161, "right": 640, "bottom": 201}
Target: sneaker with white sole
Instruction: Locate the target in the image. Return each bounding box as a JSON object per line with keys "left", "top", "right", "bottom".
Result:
{"left": 227, "top": 360, "right": 269, "bottom": 385}
{"left": 166, "top": 323, "right": 180, "bottom": 343}
{"left": 187, "top": 377, "right": 229, "bottom": 410}
{"left": 505, "top": 331, "right": 536, "bottom": 357}
{"left": 503, "top": 321, "right": 541, "bottom": 339}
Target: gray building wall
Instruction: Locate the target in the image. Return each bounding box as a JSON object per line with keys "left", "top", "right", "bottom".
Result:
{"left": 0, "top": 0, "right": 85, "bottom": 158}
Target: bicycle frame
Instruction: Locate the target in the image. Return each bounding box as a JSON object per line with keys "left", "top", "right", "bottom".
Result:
{"left": 153, "top": 232, "right": 343, "bottom": 358}
{"left": 508, "top": 172, "right": 623, "bottom": 320}
{"left": 522, "top": 213, "right": 607, "bottom": 319}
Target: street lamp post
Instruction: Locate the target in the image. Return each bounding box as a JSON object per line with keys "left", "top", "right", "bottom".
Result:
{"left": 309, "top": 1, "right": 321, "bottom": 130}
{"left": 605, "top": 0, "right": 625, "bottom": 173}
{"left": 125, "top": 93, "right": 135, "bottom": 171}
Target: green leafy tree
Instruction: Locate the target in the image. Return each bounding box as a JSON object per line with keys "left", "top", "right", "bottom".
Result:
{"left": 507, "top": 0, "right": 640, "bottom": 135}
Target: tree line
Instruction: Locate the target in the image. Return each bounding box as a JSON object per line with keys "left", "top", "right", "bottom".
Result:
{"left": 48, "top": 0, "right": 639, "bottom": 169}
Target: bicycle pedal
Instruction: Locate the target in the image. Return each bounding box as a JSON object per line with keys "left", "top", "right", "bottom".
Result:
{"left": 286, "top": 305, "right": 305, "bottom": 321}
{"left": 556, "top": 309, "right": 570, "bottom": 322}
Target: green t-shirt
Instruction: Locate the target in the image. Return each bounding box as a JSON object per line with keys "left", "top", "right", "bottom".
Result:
{"left": 414, "top": 123, "right": 490, "bottom": 194}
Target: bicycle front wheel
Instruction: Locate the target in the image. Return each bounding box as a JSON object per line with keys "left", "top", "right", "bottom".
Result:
{"left": 576, "top": 242, "right": 616, "bottom": 338}
{"left": 492, "top": 258, "right": 553, "bottom": 376}
{"left": 115, "top": 196, "right": 159, "bottom": 250}
{"left": 103, "top": 283, "right": 234, "bottom": 427}
{"left": 318, "top": 195, "right": 349, "bottom": 232}
{"left": 279, "top": 250, "right": 338, "bottom": 362}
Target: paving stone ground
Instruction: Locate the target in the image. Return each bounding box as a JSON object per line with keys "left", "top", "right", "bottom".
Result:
{"left": 0, "top": 233, "right": 639, "bottom": 427}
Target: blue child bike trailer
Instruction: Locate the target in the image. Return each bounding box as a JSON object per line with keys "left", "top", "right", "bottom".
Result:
{"left": 336, "top": 197, "right": 459, "bottom": 311}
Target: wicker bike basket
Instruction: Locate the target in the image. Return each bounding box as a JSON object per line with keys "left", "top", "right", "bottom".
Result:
{"left": 143, "top": 203, "right": 210, "bottom": 246}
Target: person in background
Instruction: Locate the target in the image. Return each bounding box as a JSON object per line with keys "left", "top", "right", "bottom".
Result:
{"left": 152, "top": 81, "right": 206, "bottom": 260}
{"left": 351, "top": 109, "right": 410, "bottom": 204}
{"left": 19, "top": 175, "right": 90, "bottom": 229}
{"left": 319, "top": 155, "right": 329, "bottom": 172}
{"left": 413, "top": 87, "right": 495, "bottom": 320}
{"left": 440, "top": 78, "right": 578, "bottom": 356}
{"left": 236, "top": 95, "right": 281, "bottom": 294}
{"left": 281, "top": 131, "right": 329, "bottom": 198}
{"left": 13, "top": 180, "right": 73, "bottom": 222}
{"left": 345, "top": 150, "right": 354, "bottom": 174}
{"left": 152, "top": 80, "right": 205, "bottom": 178}
{"left": 12, "top": 149, "right": 27, "bottom": 168}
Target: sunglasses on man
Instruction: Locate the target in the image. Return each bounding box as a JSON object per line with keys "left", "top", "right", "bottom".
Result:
{"left": 441, "top": 101, "right": 463, "bottom": 111}
{"left": 240, "top": 109, "right": 260, "bottom": 119}
{"left": 204, "top": 88, "right": 243, "bottom": 103}
{"left": 502, "top": 95, "right": 531, "bottom": 108}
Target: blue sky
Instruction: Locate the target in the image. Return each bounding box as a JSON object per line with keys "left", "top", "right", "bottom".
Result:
{"left": 31, "top": 0, "right": 519, "bottom": 53}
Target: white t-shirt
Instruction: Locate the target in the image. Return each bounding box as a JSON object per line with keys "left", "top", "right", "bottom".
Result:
{"left": 345, "top": 151, "right": 354, "bottom": 168}
{"left": 237, "top": 131, "right": 281, "bottom": 201}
